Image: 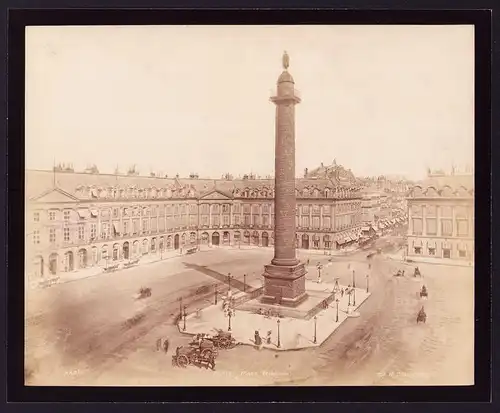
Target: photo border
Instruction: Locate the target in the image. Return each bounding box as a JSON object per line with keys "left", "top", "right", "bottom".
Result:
{"left": 3, "top": 6, "right": 493, "bottom": 408}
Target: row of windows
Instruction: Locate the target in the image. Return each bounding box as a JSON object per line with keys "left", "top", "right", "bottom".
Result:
{"left": 412, "top": 218, "right": 470, "bottom": 237}
{"left": 32, "top": 201, "right": 365, "bottom": 223}
{"left": 413, "top": 246, "right": 469, "bottom": 258}
{"left": 410, "top": 204, "right": 471, "bottom": 218}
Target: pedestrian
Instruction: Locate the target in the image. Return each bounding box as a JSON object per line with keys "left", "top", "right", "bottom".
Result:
{"left": 163, "top": 338, "right": 170, "bottom": 353}
{"left": 254, "top": 330, "right": 262, "bottom": 349}
{"left": 307, "top": 258, "right": 310, "bottom": 265}
{"left": 341, "top": 289, "right": 344, "bottom": 297}
{"left": 208, "top": 354, "right": 216, "bottom": 371}
{"left": 266, "top": 330, "right": 272, "bottom": 345}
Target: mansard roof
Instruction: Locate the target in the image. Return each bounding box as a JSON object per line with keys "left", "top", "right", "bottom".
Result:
{"left": 408, "top": 175, "right": 474, "bottom": 198}
{"left": 26, "top": 169, "right": 363, "bottom": 202}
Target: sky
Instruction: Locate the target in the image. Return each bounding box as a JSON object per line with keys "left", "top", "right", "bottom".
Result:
{"left": 25, "top": 25, "right": 474, "bottom": 181}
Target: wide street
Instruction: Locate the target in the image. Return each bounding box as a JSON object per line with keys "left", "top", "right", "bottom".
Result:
{"left": 25, "top": 235, "right": 474, "bottom": 386}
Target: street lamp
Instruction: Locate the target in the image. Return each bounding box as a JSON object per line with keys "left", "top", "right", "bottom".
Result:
{"left": 352, "top": 270, "right": 356, "bottom": 289}
{"left": 243, "top": 273, "right": 247, "bottom": 293}
{"left": 179, "top": 297, "right": 183, "bottom": 316}
{"left": 228, "top": 308, "right": 234, "bottom": 331}
{"left": 183, "top": 305, "right": 187, "bottom": 331}
{"left": 214, "top": 284, "right": 218, "bottom": 305}
{"left": 348, "top": 289, "right": 351, "bottom": 306}
{"left": 313, "top": 316, "right": 317, "bottom": 344}
{"left": 353, "top": 286, "right": 356, "bottom": 306}
{"left": 335, "top": 299, "right": 339, "bottom": 322}
{"left": 227, "top": 273, "right": 232, "bottom": 292}
{"left": 277, "top": 319, "right": 281, "bottom": 348}
{"left": 366, "top": 274, "right": 369, "bottom": 293}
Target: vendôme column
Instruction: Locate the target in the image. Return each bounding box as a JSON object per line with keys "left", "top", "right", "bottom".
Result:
{"left": 262, "top": 51, "right": 307, "bottom": 307}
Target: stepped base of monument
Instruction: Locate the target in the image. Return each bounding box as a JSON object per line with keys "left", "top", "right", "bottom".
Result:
{"left": 237, "top": 283, "right": 338, "bottom": 320}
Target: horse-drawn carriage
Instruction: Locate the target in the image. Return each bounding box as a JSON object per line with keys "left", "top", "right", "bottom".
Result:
{"left": 171, "top": 345, "right": 216, "bottom": 369}
{"left": 420, "top": 285, "right": 428, "bottom": 298}
{"left": 124, "top": 258, "right": 140, "bottom": 268}
{"left": 190, "top": 331, "right": 237, "bottom": 352}
{"left": 393, "top": 269, "right": 405, "bottom": 277}
{"left": 136, "top": 287, "right": 152, "bottom": 299}
{"left": 414, "top": 267, "right": 421, "bottom": 277}
{"left": 416, "top": 306, "right": 427, "bottom": 323}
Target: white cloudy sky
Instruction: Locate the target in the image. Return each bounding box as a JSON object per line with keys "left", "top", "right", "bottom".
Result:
{"left": 25, "top": 25, "right": 474, "bottom": 181}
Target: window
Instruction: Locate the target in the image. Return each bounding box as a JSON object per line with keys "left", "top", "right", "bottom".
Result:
{"left": 312, "top": 216, "right": 320, "bottom": 229}
{"left": 166, "top": 205, "right": 173, "bottom": 215}
{"left": 64, "top": 210, "right": 71, "bottom": 221}
{"left": 223, "top": 215, "right": 229, "bottom": 225}
{"left": 243, "top": 204, "right": 250, "bottom": 214}
{"left": 426, "top": 219, "right": 437, "bottom": 235}
{"left": 201, "top": 204, "right": 209, "bottom": 214}
{"left": 455, "top": 206, "right": 467, "bottom": 219}
{"left": 64, "top": 227, "right": 70, "bottom": 242}
{"left": 33, "top": 230, "right": 40, "bottom": 244}
{"left": 459, "top": 250, "right": 467, "bottom": 258}
{"left": 151, "top": 218, "right": 158, "bottom": 232}
{"left": 262, "top": 204, "right": 269, "bottom": 214}
{"left": 174, "top": 205, "right": 179, "bottom": 214}
{"left": 212, "top": 204, "right": 219, "bottom": 214}
{"left": 302, "top": 216, "right": 310, "bottom": 228}
{"left": 181, "top": 205, "right": 187, "bottom": 214}
{"left": 233, "top": 204, "right": 240, "bottom": 214}
{"left": 457, "top": 220, "right": 468, "bottom": 236}
{"left": 252, "top": 205, "right": 260, "bottom": 214}
{"left": 412, "top": 218, "right": 423, "bottom": 235}
{"left": 323, "top": 217, "right": 331, "bottom": 229}
{"left": 142, "top": 219, "right": 149, "bottom": 232}
{"left": 133, "top": 220, "right": 139, "bottom": 234}
{"left": 428, "top": 247, "right": 435, "bottom": 256}
{"left": 101, "top": 223, "right": 109, "bottom": 239}
{"left": 263, "top": 215, "right": 269, "bottom": 226}
{"left": 252, "top": 215, "right": 260, "bottom": 226}
{"left": 244, "top": 215, "right": 251, "bottom": 226}
{"left": 34, "top": 212, "right": 40, "bottom": 222}
{"left": 90, "top": 223, "right": 97, "bottom": 240}
{"left": 113, "top": 208, "right": 119, "bottom": 218}
{"left": 302, "top": 205, "right": 309, "bottom": 214}
{"left": 189, "top": 204, "right": 197, "bottom": 214}
{"left": 49, "top": 211, "right": 56, "bottom": 221}
{"left": 212, "top": 215, "right": 220, "bottom": 226}
{"left": 441, "top": 219, "right": 453, "bottom": 236}
{"left": 222, "top": 204, "right": 230, "bottom": 213}
{"left": 443, "top": 249, "right": 451, "bottom": 259}
{"left": 159, "top": 217, "right": 166, "bottom": 231}
{"left": 323, "top": 205, "right": 330, "bottom": 214}
{"left": 123, "top": 221, "right": 129, "bottom": 234}
{"left": 441, "top": 206, "right": 452, "bottom": 218}
{"left": 49, "top": 228, "right": 56, "bottom": 243}
{"left": 411, "top": 205, "right": 422, "bottom": 216}
{"left": 414, "top": 247, "right": 422, "bottom": 255}
{"left": 426, "top": 205, "right": 437, "bottom": 217}
{"left": 78, "top": 224, "right": 85, "bottom": 241}
{"left": 234, "top": 215, "right": 240, "bottom": 225}
{"left": 312, "top": 205, "right": 320, "bottom": 214}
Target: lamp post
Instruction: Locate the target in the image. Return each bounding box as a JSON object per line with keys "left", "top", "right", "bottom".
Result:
{"left": 183, "top": 305, "right": 187, "bottom": 331}
{"left": 277, "top": 319, "right": 281, "bottom": 348}
{"left": 336, "top": 299, "right": 339, "bottom": 322}
{"left": 228, "top": 308, "right": 234, "bottom": 331}
{"left": 214, "top": 284, "right": 218, "bottom": 305}
{"left": 179, "top": 297, "right": 183, "bottom": 316}
{"left": 243, "top": 273, "right": 247, "bottom": 293}
{"left": 313, "top": 316, "right": 317, "bottom": 344}
{"left": 353, "top": 285, "right": 356, "bottom": 306}
{"left": 348, "top": 289, "right": 351, "bottom": 306}
{"left": 227, "top": 273, "right": 232, "bottom": 292}
{"left": 366, "top": 274, "right": 369, "bottom": 293}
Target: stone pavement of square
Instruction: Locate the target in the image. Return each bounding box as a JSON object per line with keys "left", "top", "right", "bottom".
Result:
{"left": 178, "top": 281, "right": 371, "bottom": 351}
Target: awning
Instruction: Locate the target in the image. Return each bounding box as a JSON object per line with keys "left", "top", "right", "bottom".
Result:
{"left": 90, "top": 209, "right": 99, "bottom": 217}
{"left": 77, "top": 210, "right": 89, "bottom": 219}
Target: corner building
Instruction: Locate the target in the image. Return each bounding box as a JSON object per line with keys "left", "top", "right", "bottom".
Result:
{"left": 25, "top": 168, "right": 363, "bottom": 279}
{"left": 406, "top": 173, "right": 474, "bottom": 263}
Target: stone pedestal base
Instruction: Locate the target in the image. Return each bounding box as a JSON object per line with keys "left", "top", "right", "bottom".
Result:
{"left": 261, "top": 262, "right": 308, "bottom": 307}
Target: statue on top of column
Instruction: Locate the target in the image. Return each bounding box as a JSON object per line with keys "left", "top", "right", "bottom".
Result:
{"left": 282, "top": 51, "right": 290, "bottom": 70}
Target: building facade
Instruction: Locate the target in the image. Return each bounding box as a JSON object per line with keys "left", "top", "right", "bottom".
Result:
{"left": 406, "top": 174, "right": 474, "bottom": 263}
{"left": 25, "top": 169, "right": 365, "bottom": 279}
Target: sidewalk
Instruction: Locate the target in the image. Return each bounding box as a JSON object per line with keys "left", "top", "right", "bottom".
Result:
{"left": 30, "top": 249, "right": 193, "bottom": 289}
{"left": 178, "top": 282, "right": 371, "bottom": 351}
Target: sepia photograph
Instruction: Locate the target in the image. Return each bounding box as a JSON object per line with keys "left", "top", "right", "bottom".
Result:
{"left": 24, "top": 24, "right": 475, "bottom": 387}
